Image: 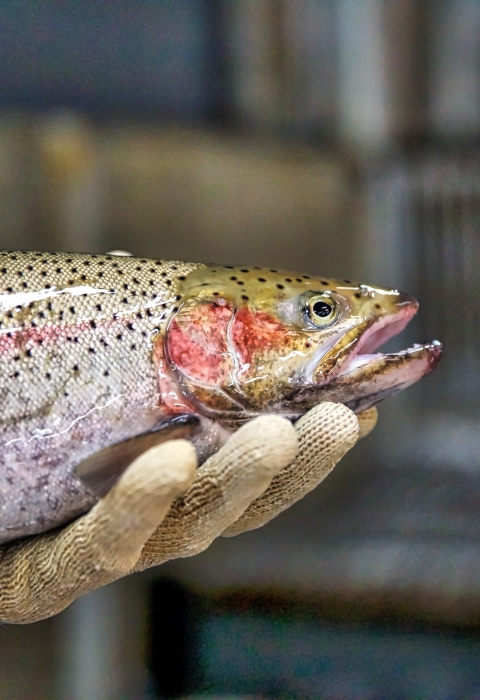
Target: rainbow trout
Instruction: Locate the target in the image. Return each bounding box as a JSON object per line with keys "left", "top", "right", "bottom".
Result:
{"left": 0, "top": 251, "right": 442, "bottom": 543}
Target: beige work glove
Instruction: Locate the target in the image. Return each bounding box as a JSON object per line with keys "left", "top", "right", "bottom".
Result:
{"left": 0, "top": 403, "right": 377, "bottom": 624}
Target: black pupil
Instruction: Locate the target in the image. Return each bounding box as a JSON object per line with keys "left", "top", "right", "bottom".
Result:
{"left": 312, "top": 300, "right": 332, "bottom": 318}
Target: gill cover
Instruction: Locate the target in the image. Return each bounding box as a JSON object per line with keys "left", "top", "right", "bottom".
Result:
{"left": 166, "top": 292, "right": 242, "bottom": 413}
{"left": 164, "top": 268, "right": 326, "bottom": 416}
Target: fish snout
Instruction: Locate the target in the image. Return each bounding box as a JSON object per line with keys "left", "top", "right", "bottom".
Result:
{"left": 393, "top": 289, "right": 419, "bottom": 315}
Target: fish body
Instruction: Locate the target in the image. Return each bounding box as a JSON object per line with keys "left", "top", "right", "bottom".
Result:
{"left": 0, "top": 251, "right": 442, "bottom": 543}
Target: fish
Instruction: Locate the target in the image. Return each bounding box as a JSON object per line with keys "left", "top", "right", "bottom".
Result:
{"left": 0, "top": 250, "right": 442, "bottom": 543}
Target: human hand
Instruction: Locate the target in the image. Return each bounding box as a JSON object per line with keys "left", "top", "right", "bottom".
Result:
{"left": 0, "top": 403, "right": 376, "bottom": 624}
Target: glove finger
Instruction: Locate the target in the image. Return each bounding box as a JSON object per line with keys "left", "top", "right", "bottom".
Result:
{"left": 0, "top": 440, "right": 196, "bottom": 624}
{"left": 134, "top": 415, "right": 298, "bottom": 571}
{"left": 222, "top": 402, "right": 358, "bottom": 537}
{"left": 357, "top": 406, "right": 378, "bottom": 439}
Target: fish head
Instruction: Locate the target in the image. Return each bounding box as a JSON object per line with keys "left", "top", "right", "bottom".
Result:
{"left": 164, "top": 265, "right": 442, "bottom": 423}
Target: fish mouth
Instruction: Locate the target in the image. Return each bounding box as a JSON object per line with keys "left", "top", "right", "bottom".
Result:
{"left": 310, "top": 297, "right": 443, "bottom": 413}
{"left": 335, "top": 300, "right": 420, "bottom": 379}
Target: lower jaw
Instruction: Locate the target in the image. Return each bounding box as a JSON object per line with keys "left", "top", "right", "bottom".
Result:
{"left": 311, "top": 340, "right": 443, "bottom": 414}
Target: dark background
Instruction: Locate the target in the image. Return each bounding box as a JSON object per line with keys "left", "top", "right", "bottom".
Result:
{"left": 0, "top": 2, "right": 479, "bottom": 698}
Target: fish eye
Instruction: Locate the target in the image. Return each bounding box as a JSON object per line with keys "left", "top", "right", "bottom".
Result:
{"left": 306, "top": 293, "right": 338, "bottom": 327}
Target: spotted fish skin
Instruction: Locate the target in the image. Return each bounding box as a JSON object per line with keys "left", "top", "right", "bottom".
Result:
{"left": 0, "top": 251, "right": 204, "bottom": 542}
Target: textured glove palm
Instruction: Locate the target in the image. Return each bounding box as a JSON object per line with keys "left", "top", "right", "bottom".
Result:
{"left": 0, "top": 403, "right": 377, "bottom": 623}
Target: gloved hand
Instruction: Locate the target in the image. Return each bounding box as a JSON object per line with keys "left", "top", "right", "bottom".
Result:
{"left": 0, "top": 403, "right": 377, "bottom": 624}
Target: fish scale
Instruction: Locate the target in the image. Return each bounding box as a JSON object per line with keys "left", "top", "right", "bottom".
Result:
{"left": 0, "top": 251, "right": 204, "bottom": 541}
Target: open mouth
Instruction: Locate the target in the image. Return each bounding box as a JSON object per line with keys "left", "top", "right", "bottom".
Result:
{"left": 336, "top": 300, "right": 441, "bottom": 379}
{"left": 312, "top": 299, "right": 442, "bottom": 413}
{"left": 337, "top": 301, "right": 417, "bottom": 377}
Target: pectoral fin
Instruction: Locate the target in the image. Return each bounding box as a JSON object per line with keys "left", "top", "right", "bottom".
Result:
{"left": 74, "top": 415, "right": 200, "bottom": 498}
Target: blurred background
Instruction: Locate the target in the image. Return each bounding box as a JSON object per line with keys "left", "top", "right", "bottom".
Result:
{"left": 0, "top": 1, "right": 479, "bottom": 698}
